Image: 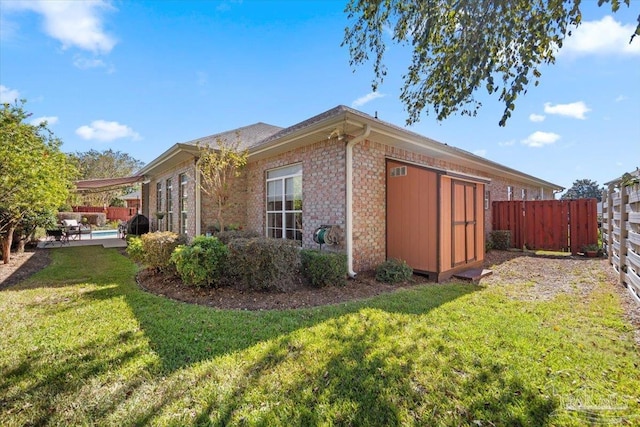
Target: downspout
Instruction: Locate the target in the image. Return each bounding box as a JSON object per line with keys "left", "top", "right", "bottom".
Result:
{"left": 346, "top": 124, "right": 371, "bottom": 278}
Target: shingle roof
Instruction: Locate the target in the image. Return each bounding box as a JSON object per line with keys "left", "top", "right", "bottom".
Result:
{"left": 180, "top": 122, "right": 284, "bottom": 151}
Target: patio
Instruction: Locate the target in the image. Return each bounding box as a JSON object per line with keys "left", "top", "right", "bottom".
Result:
{"left": 38, "top": 235, "right": 127, "bottom": 249}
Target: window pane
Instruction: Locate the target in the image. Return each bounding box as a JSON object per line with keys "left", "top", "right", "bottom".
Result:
{"left": 268, "top": 213, "right": 282, "bottom": 228}
{"left": 267, "top": 164, "right": 302, "bottom": 179}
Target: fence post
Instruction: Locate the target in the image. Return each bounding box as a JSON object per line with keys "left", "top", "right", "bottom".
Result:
{"left": 619, "top": 186, "right": 629, "bottom": 286}
{"left": 605, "top": 186, "right": 613, "bottom": 264}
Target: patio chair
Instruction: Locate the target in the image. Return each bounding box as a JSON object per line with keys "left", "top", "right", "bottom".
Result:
{"left": 44, "top": 228, "right": 68, "bottom": 246}
{"left": 61, "top": 219, "right": 92, "bottom": 240}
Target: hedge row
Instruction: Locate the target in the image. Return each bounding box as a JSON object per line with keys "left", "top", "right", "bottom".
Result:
{"left": 128, "top": 232, "right": 415, "bottom": 291}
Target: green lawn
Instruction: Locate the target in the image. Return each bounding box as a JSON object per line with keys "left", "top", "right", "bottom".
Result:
{"left": 1, "top": 247, "right": 638, "bottom": 426}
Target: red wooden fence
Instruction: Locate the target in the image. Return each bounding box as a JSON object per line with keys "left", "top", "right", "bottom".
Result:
{"left": 72, "top": 206, "right": 137, "bottom": 222}
{"left": 492, "top": 199, "right": 598, "bottom": 254}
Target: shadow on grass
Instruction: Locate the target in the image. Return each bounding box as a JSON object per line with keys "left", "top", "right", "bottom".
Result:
{"left": 2, "top": 246, "right": 488, "bottom": 425}
{"left": 0, "top": 249, "right": 51, "bottom": 291}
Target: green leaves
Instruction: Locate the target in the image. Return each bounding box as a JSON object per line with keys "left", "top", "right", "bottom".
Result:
{"left": 0, "top": 101, "right": 77, "bottom": 235}
{"left": 343, "top": 0, "right": 639, "bottom": 126}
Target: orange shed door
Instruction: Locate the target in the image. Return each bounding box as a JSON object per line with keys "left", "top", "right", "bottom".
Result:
{"left": 452, "top": 179, "right": 478, "bottom": 266}
{"left": 386, "top": 160, "right": 438, "bottom": 273}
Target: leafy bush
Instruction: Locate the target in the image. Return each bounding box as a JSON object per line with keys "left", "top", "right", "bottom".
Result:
{"left": 226, "top": 238, "right": 300, "bottom": 291}
{"left": 139, "top": 231, "right": 186, "bottom": 272}
{"left": 126, "top": 236, "right": 144, "bottom": 263}
{"left": 490, "top": 230, "right": 511, "bottom": 250}
{"left": 171, "top": 236, "right": 228, "bottom": 287}
{"left": 300, "top": 249, "right": 347, "bottom": 287}
{"left": 375, "top": 259, "right": 413, "bottom": 284}
{"left": 215, "top": 229, "right": 261, "bottom": 245}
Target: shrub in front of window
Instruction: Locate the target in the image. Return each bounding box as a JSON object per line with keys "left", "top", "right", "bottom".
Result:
{"left": 226, "top": 237, "right": 301, "bottom": 291}
{"left": 140, "top": 231, "right": 186, "bottom": 272}
{"left": 375, "top": 259, "right": 413, "bottom": 284}
{"left": 300, "top": 249, "right": 347, "bottom": 287}
{"left": 489, "top": 230, "right": 511, "bottom": 250}
{"left": 171, "top": 236, "right": 228, "bottom": 287}
{"left": 215, "top": 229, "right": 261, "bottom": 245}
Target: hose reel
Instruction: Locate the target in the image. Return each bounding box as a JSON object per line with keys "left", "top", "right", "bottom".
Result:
{"left": 313, "top": 224, "right": 341, "bottom": 249}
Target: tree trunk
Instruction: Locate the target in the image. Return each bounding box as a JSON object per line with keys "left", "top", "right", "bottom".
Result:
{"left": 217, "top": 199, "right": 224, "bottom": 233}
{"left": 1, "top": 225, "right": 16, "bottom": 264}
{"left": 14, "top": 228, "right": 26, "bottom": 254}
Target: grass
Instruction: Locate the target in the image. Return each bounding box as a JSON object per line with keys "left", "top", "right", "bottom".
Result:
{"left": 1, "top": 246, "right": 639, "bottom": 426}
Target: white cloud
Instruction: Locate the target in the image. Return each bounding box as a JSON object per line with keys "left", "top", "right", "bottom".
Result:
{"left": 76, "top": 120, "right": 141, "bottom": 142}
{"left": 30, "top": 116, "right": 59, "bottom": 126}
{"left": 615, "top": 95, "right": 628, "bottom": 102}
{"left": 521, "top": 131, "right": 561, "bottom": 148}
{"left": 529, "top": 113, "right": 545, "bottom": 122}
{"left": 560, "top": 16, "right": 640, "bottom": 57}
{"left": 4, "top": 0, "right": 116, "bottom": 54}
{"left": 0, "top": 85, "right": 20, "bottom": 103}
{"left": 351, "top": 92, "right": 385, "bottom": 108}
{"left": 498, "top": 139, "right": 515, "bottom": 147}
{"left": 73, "top": 56, "right": 106, "bottom": 69}
{"left": 473, "top": 149, "right": 487, "bottom": 157}
{"left": 544, "top": 101, "right": 590, "bottom": 119}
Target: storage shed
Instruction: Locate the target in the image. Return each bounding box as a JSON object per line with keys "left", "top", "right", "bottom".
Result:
{"left": 386, "top": 160, "right": 487, "bottom": 281}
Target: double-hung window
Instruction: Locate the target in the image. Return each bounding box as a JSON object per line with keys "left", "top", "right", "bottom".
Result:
{"left": 166, "top": 178, "right": 173, "bottom": 232}
{"left": 266, "top": 164, "right": 302, "bottom": 244}
{"left": 179, "top": 173, "right": 188, "bottom": 235}
{"left": 156, "top": 182, "right": 163, "bottom": 231}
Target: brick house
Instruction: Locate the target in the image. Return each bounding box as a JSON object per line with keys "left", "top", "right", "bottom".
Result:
{"left": 139, "top": 105, "right": 563, "bottom": 280}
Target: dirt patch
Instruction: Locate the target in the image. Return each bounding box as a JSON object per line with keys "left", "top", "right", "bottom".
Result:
{"left": 0, "top": 249, "right": 51, "bottom": 290}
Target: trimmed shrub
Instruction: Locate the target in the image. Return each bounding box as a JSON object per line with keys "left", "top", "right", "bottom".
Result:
{"left": 126, "top": 236, "right": 144, "bottom": 263}
{"left": 215, "top": 229, "right": 261, "bottom": 245}
{"left": 375, "top": 259, "right": 413, "bottom": 284}
{"left": 171, "top": 236, "right": 228, "bottom": 287}
{"left": 300, "top": 249, "right": 347, "bottom": 287}
{"left": 490, "top": 230, "right": 511, "bottom": 250}
{"left": 226, "top": 238, "right": 300, "bottom": 291}
{"left": 140, "top": 231, "right": 186, "bottom": 271}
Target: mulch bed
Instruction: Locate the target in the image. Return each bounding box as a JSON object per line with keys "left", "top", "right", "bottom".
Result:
{"left": 136, "top": 268, "right": 426, "bottom": 311}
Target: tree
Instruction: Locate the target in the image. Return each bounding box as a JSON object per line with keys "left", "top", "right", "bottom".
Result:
{"left": 196, "top": 134, "right": 248, "bottom": 233}
{"left": 0, "top": 101, "right": 77, "bottom": 263}
{"left": 343, "top": 0, "right": 639, "bottom": 126}
{"left": 561, "top": 179, "right": 603, "bottom": 201}
{"left": 70, "top": 149, "right": 144, "bottom": 206}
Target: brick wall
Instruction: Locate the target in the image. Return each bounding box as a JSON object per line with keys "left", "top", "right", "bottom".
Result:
{"left": 243, "top": 136, "right": 558, "bottom": 272}
{"left": 200, "top": 172, "right": 247, "bottom": 233}
{"left": 147, "top": 159, "right": 197, "bottom": 236}
{"left": 246, "top": 138, "right": 346, "bottom": 250}
{"left": 144, "top": 137, "right": 557, "bottom": 273}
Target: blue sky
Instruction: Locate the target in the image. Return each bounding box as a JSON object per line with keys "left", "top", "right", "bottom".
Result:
{"left": 1, "top": 0, "right": 639, "bottom": 193}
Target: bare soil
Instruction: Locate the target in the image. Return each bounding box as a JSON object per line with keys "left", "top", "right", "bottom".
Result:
{"left": 0, "top": 249, "right": 51, "bottom": 290}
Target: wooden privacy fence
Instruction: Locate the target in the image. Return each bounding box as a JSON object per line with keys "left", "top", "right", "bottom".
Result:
{"left": 492, "top": 199, "right": 598, "bottom": 254}
{"left": 72, "top": 206, "right": 137, "bottom": 222}
{"left": 602, "top": 182, "right": 640, "bottom": 303}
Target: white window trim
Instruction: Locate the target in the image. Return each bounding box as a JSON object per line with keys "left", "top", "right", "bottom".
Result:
{"left": 266, "top": 164, "right": 302, "bottom": 243}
